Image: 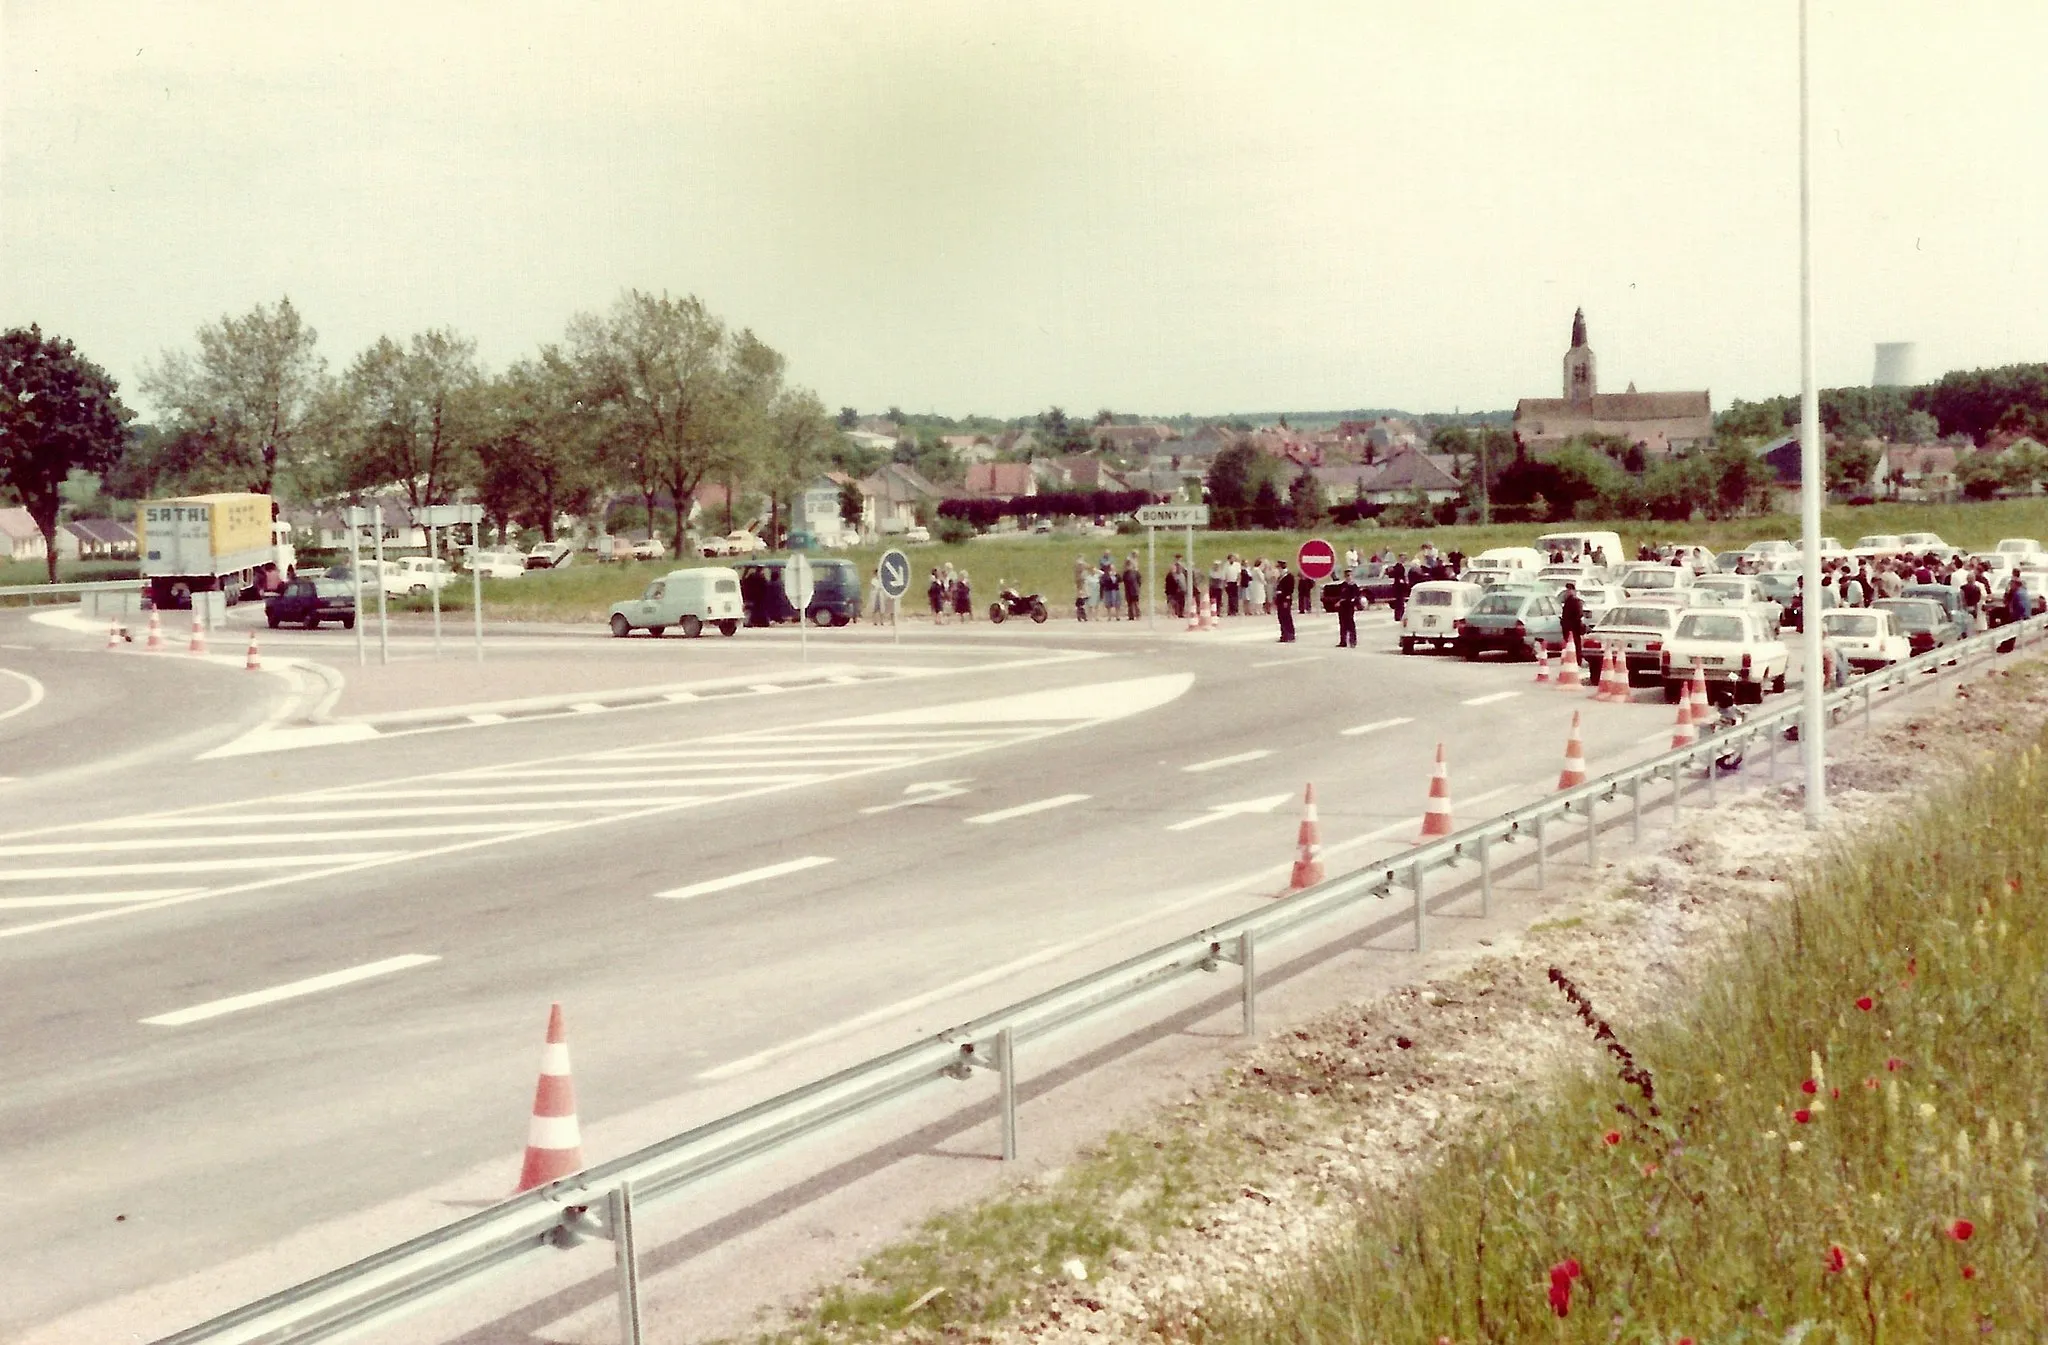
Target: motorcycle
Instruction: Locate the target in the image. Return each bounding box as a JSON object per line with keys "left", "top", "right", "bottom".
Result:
{"left": 1711, "top": 703, "right": 1747, "bottom": 773}
{"left": 987, "top": 585, "right": 1049, "bottom": 624}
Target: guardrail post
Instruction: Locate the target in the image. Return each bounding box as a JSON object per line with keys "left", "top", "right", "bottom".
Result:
{"left": 1670, "top": 761, "right": 1683, "bottom": 825}
{"left": 996, "top": 1027, "right": 1017, "bottom": 1162}
{"left": 1238, "top": 930, "right": 1256, "bottom": 1036}
{"left": 1768, "top": 723, "right": 1779, "bottom": 779}
{"left": 1584, "top": 798, "right": 1598, "bottom": 867}
{"left": 1477, "top": 834, "right": 1492, "bottom": 918}
{"left": 1533, "top": 815, "right": 1546, "bottom": 892}
{"left": 1410, "top": 860, "right": 1426, "bottom": 951}
{"left": 1706, "top": 742, "right": 1718, "bottom": 805}
{"left": 1863, "top": 683, "right": 1873, "bottom": 730}
{"left": 609, "top": 1182, "right": 643, "bottom": 1345}
{"left": 1629, "top": 775, "right": 1642, "bottom": 842}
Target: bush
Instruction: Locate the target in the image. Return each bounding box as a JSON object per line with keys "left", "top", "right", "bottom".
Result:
{"left": 935, "top": 516, "right": 978, "bottom": 545}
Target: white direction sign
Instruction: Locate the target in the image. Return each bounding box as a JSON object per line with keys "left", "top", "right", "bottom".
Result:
{"left": 876, "top": 549, "right": 912, "bottom": 599}
{"left": 417, "top": 503, "right": 483, "bottom": 527}
{"left": 1134, "top": 504, "right": 1209, "bottom": 528}
{"left": 782, "top": 552, "right": 816, "bottom": 609}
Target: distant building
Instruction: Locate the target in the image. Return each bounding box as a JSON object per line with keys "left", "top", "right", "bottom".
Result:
{"left": 0, "top": 507, "right": 48, "bottom": 562}
{"left": 1356, "top": 447, "right": 1464, "bottom": 506}
{"left": 1513, "top": 309, "right": 1713, "bottom": 456}
{"left": 55, "top": 518, "right": 138, "bottom": 560}
{"left": 962, "top": 462, "right": 1038, "bottom": 499}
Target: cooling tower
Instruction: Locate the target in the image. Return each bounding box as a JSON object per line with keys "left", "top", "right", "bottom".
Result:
{"left": 1872, "top": 342, "right": 1919, "bottom": 387}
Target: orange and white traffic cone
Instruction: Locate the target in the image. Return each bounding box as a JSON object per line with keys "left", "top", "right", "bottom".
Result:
{"left": 515, "top": 1002, "right": 585, "bottom": 1192}
{"left": 1558, "top": 711, "right": 1588, "bottom": 788}
{"left": 1670, "top": 697, "right": 1698, "bottom": 749}
{"left": 1419, "top": 743, "right": 1454, "bottom": 841}
{"left": 1185, "top": 592, "right": 1204, "bottom": 632}
{"left": 1606, "top": 652, "right": 1632, "bottom": 702}
{"left": 187, "top": 615, "right": 208, "bottom": 656}
{"left": 1688, "top": 664, "right": 1711, "bottom": 726}
{"left": 1556, "top": 638, "right": 1583, "bottom": 689}
{"left": 1532, "top": 641, "right": 1550, "bottom": 683}
{"left": 244, "top": 632, "right": 262, "bottom": 671}
{"left": 105, "top": 619, "right": 121, "bottom": 651}
{"left": 145, "top": 610, "right": 163, "bottom": 652}
{"left": 1288, "top": 783, "right": 1325, "bottom": 891}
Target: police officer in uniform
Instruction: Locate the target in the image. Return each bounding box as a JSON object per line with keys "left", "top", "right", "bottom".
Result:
{"left": 1274, "top": 562, "right": 1297, "bottom": 642}
{"left": 1333, "top": 567, "right": 1361, "bottom": 648}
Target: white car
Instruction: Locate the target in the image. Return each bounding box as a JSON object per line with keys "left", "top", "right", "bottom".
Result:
{"left": 383, "top": 555, "right": 457, "bottom": 597}
{"left": 1692, "top": 574, "right": 1783, "bottom": 634}
{"left": 465, "top": 549, "right": 528, "bottom": 580}
{"left": 1583, "top": 602, "right": 1681, "bottom": 687}
{"left": 902, "top": 525, "right": 933, "bottom": 544}
{"left": 1660, "top": 607, "right": 1788, "bottom": 705}
{"left": 1745, "top": 539, "right": 1796, "bottom": 559}
{"left": 1852, "top": 533, "right": 1906, "bottom": 559}
{"left": 1400, "top": 580, "right": 1483, "bottom": 654}
{"left": 700, "top": 531, "right": 767, "bottom": 558}
{"left": 1897, "top": 531, "right": 1948, "bottom": 552}
{"left": 524, "top": 541, "right": 574, "bottom": 570}
{"left": 1620, "top": 564, "right": 1697, "bottom": 596}
{"left": 631, "top": 536, "right": 668, "bottom": 560}
{"left": 1820, "top": 609, "right": 1910, "bottom": 672}
{"left": 1995, "top": 537, "right": 2043, "bottom": 558}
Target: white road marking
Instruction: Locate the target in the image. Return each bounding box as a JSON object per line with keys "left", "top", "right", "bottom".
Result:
{"left": 747, "top": 683, "right": 785, "bottom": 694}
{"left": 0, "top": 668, "right": 47, "bottom": 723}
{"left": 0, "top": 826, "right": 528, "bottom": 856}
{"left": 1165, "top": 792, "right": 1295, "bottom": 832}
{"left": 87, "top": 801, "right": 709, "bottom": 824}
{"left": 1250, "top": 656, "right": 1323, "bottom": 668}
{"left": 860, "top": 780, "right": 972, "bottom": 814}
{"left": 656, "top": 856, "right": 834, "bottom": 901}
{"left": 965, "top": 793, "right": 1091, "bottom": 825}
{"left": 299, "top": 778, "right": 821, "bottom": 798}
{"left": 0, "top": 888, "right": 202, "bottom": 910}
{"left": 1341, "top": 716, "right": 1415, "bottom": 737}
{"left": 467, "top": 712, "right": 508, "bottom": 725}
{"left": 662, "top": 691, "right": 699, "bottom": 702}
{"left": 1462, "top": 691, "right": 1522, "bottom": 706}
{"left": 0, "top": 853, "right": 403, "bottom": 881}
{"left": 570, "top": 701, "right": 607, "bottom": 714}
{"left": 1183, "top": 749, "right": 1274, "bottom": 773}
{"left": 141, "top": 954, "right": 440, "bottom": 1026}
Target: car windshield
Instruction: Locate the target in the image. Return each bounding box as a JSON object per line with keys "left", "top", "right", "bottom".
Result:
{"left": 1414, "top": 589, "right": 1454, "bottom": 607}
{"left": 1876, "top": 602, "right": 1936, "bottom": 628}
{"left": 311, "top": 579, "right": 353, "bottom": 597}
{"left": 1602, "top": 606, "right": 1674, "bottom": 629}
{"left": 1676, "top": 614, "right": 1747, "bottom": 641}
{"left": 1695, "top": 579, "right": 1742, "bottom": 596}
{"left": 1473, "top": 593, "right": 1525, "bottom": 615}
{"left": 1625, "top": 569, "right": 1677, "bottom": 588}
{"left": 1825, "top": 614, "right": 1879, "bottom": 636}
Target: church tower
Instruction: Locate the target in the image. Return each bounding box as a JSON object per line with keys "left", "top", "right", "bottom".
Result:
{"left": 1562, "top": 307, "right": 1597, "bottom": 404}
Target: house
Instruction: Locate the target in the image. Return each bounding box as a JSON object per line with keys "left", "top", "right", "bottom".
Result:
{"left": 55, "top": 518, "right": 138, "bottom": 560}
{"left": 1513, "top": 309, "right": 1713, "bottom": 455}
{"left": 0, "top": 506, "right": 49, "bottom": 562}
{"left": 291, "top": 498, "right": 428, "bottom": 550}
{"left": 1310, "top": 463, "right": 1380, "bottom": 506}
{"left": 860, "top": 462, "right": 943, "bottom": 533}
{"left": 791, "top": 472, "right": 867, "bottom": 539}
{"left": 939, "top": 434, "right": 999, "bottom": 465}
{"left": 1089, "top": 423, "right": 1175, "bottom": 454}
{"left": 1047, "top": 456, "right": 1127, "bottom": 491}
{"left": 1875, "top": 444, "right": 1960, "bottom": 500}
{"left": 841, "top": 428, "right": 898, "bottom": 456}
{"left": 1356, "top": 447, "right": 1465, "bottom": 505}
{"left": 962, "top": 462, "right": 1038, "bottom": 499}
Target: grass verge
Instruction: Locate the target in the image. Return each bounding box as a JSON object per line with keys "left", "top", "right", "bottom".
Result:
{"left": 1214, "top": 726, "right": 2047, "bottom": 1340}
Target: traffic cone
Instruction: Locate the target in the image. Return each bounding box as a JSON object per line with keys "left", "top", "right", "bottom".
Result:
{"left": 244, "top": 632, "right": 262, "bottom": 671}
{"left": 1288, "top": 783, "right": 1324, "bottom": 891}
{"left": 1200, "top": 592, "right": 1218, "bottom": 631}
{"left": 1688, "top": 664, "right": 1711, "bottom": 725}
{"left": 145, "top": 610, "right": 163, "bottom": 652}
{"left": 1419, "top": 743, "right": 1454, "bottom": 840}
{"left": 1558, "top": 711, "right": 1588, "bottom": 788}
{"left": 1589, "top": 651, "right": 1617, "bottom": 701}
{"left": 1670, "top": 697, "right": 1698, "bottom": 749}
{"left": 1556, "top": 638, "right": 1584, "bottom": 689}
{"left": 515, "top": 1002, "right": 585, "bottom": 1192}
{"left": 1186, "top": 591, "right": 1205, "bottom": 632}
{"left": 105, "top": 619, "right": 121, "bottom": 651}
{"left": 187, "top": 615, "right": 207, "bottom": 656}
{"left": 1532, "top": 641, "right": 1550, "bottom": 683}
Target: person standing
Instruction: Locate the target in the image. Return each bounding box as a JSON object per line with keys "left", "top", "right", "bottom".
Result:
{"left": 1121, "top": 553, "right": 1141, "bottom": 620}
{"left": 1100, "top": 554, "right": 1121, "bottom": 620}
{"left": 1333, "top": 566, "right": 1361, "bottom": 648}
{"left": 1296, "top": 561, "right": 1313, "bottom": 614}
{"left": 1274, "top": 561, "right": 1297, "bottom": 642}
{"left": 1388, "top": 558, "right": 1410, "bottom": 624}
{"left": 1074, "top": 556, "right": 1091, "bottom": 621}
{"left": 1208, "top": 559, "right": 1225, "bottom": 616}
{"left": 1165, "top": 556, "right": 1185, "bottom": 619}
{"left": 954, "top": 569, "right": 973, "bottom": 621}
{"left": 1246, "top": 559, "right": 1267, "bottom": 616}
{"left": 1961, "top": 569, "right": 1985, "bottom": 635}
{"left": 928, "top": 569, "right": 947, "bottom": 624}
{"left": 1559, "top": 581, "right": 1586, "bottom": 662}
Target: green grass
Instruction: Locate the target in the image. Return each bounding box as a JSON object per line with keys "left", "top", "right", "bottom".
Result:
{"left": 1208, "top": 686, "right": 2048, "bottom": 1343}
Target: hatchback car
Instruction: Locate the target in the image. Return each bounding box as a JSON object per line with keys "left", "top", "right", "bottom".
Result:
{"left": 736, "top": 557, "right": 863, "bottom": 626}
{"left": 265, "top": 576, "right": 357, "bottom": 630}
{"left": 1456, "top": 589, "right": 1562, "bottom": 661}
{"left": 1660, "top": 608, "right": 1788, "bottom": 704}
{"left": 1873, "top": 597, "right": 1963, "bottom": 659}
{"left": 1582, "top": 603, "right": 1681, "bottom": 686}
{"left": 1820, "top": 609, "right": 1910, "bottom": 671}
{"left": 1399, "top": 580, "right": 1482, "bottom": 653}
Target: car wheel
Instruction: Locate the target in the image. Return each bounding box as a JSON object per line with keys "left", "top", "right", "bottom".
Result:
{"left": 717, "top": 619, "right": 738, "bottom": 637}
{"left": 1737, "top": 679, "right": 1762, "bottom": 705}
{"left": 1399, "top": 636, "right": 1414, "bottom": 654}
{"left": 810, "top": 608, "right": 833, "bottom": 627}
{"left": 266, "top": 612, "right": 281, "bottom": 628}
{"left": 1663, "top": 680, "right": 1682, "bottom": 703}
{"left": 1460, "top": 642, "right": 1478, "bottom": 661}
{"left": 681, "top": 615, "right": 703, "bottom": 639}
{"left": 342, "top": 617, "right": 356, "bottom": 630}
{"left": 649, "top": 626, "right": 665, "bottom": 638}
{"left": 609, "top": 614, "right": 631, "bottom": 638}
{"left": 305, "top": 616, "right": 320, "bottom": 630}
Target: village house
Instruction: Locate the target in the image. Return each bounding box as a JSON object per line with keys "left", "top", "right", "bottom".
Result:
{"left": 1089, "top": 423, "right": 1175, "bottom": 454}
{"left": 1874, "top": 444, "right": 1961, "bottom": 500}
{"left": 1356, "top": 446, "right": 1465, "bottom": 506}
{"left": 0, "top": 506, "right": 48, "bottom": 562}
{"left": 962, "top": 462, "right": 1038, "bottom": 500}
{"left": 54, "top": 517, "right": 138, "bottom": 560}
{"left": 859, "top": 462, "right": 944, "bottom": 534}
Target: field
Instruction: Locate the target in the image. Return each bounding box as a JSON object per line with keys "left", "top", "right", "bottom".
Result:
{"left": 392, "top": 498, "right": 2048, "bottom": 625}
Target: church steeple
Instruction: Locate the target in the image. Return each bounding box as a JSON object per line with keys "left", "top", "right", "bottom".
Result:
{"left": 1563, "top": 307, "right": 1596, "bottom": 403}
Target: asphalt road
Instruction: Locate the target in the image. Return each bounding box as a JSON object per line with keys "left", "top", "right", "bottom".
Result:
{"left": 0, "top": 605, "right": 1721, "bottom": 1337}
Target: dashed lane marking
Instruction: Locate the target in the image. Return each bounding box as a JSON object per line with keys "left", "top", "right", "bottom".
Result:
{"left": 141, "top": 954, "right": 440, "bottom": 1026}
{"left": 656, "top": 856, "right": 835, "bottom": 902}
{"left": 1183, "top": 749, "right": 1274, "bottom": 773}
{"left": 1164, "top": 792, "right": 1295, "bottom": 832}
{"left": 1340, "top": 716, "right": 1415, "bottom": 737}
{"left": 965, "top": 793, "right": 1091, "bottom": 825}
{"left": 1461, "top": 691, "right": 1522, "bottom": 707}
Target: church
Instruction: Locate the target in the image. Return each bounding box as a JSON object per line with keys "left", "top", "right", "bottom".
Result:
{"left": 1512, "top": 309, "right": 1713, "bottom": 457}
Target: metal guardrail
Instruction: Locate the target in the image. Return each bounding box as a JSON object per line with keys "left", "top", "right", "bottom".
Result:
{"left": 151, "top": 612, "right": 2048, "bottom": 1345}
{"left": 0, "top": 578, "right": 142, "bottom": 601}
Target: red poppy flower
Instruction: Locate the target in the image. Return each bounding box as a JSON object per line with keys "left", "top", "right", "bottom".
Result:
{"left": 1603, "top": 1130, "right": 1621, "bottom": 1146}
{"left": 1831, "top": 1087, "right": 1841, "bottom": 1099}
{"left": 1794, "top": 1109, "right": 1812, "bottom": 1124}
{"left": 1801, "top": 1079, "right": 1818, "bottom": 1094}
{"left": 1906, "top": 957, "right": 1917, "bottom": 976}
{"left": 1886, "top": 1057, "right": 1904, "bottom": 1071}
{"left": 1563, "top": 1258, "right": 1581, "bottom": 1279}
{"left": 1824, "top": 1244, "right": 1846, "bottom": 1273}
{"left": 1855, "top": 996, "right": 1874, "bottom": 1012}
{"left": 1864, "top": 1078, "right": 1879, "bottom": 1090}
{"left": 1962, "top": 1265, "right": 1978, "bottom": 1280}
{"left": 1548, "top": 1263, "right": 1574, "bottom": 1317}
{"left": 1949, "top": 1219, "right": 1974, "bottom": 1241}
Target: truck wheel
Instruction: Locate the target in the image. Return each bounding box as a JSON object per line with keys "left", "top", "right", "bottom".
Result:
{"left": 1399, "top": 636, "right": 1414, "bottom": 654}
{"left": 610, "top": 614, "right": 631, "bottom": 638}
{"left": 988, "top": 604, "right": 1006, "bottom": 623}
{"left": 717, "top": 619, "right": 738, "bottom": 637}
{"left": 681, "top": 615, "right": 703, "bottom": 639}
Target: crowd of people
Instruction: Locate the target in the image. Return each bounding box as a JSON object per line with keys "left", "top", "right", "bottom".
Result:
{"left": 1791, "top": 552, "right": 2038, "bottom": 634}
{"left": 1072, "top": 552, "right": 1144, "bottom": 620}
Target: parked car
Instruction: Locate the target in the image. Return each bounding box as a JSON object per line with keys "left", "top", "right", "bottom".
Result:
{"left": 1820, "top": 608, "right": 1910, "bottom": 671}
{"left": 1994, "top": 537, "right": 2043, "bottom": 558}
{"left": 1399, "top": 580, "right": 1482, "bottom": 654}
{"left": 1658, "top": 544, "right": 1717, "bottom": 575}
{"left": 384, "top": 555, "right": 456, "bottom": 597}
{"left": 631, "top": 536, "right": 668, "bottom": 561}
{"left": 265, "top": 576, "right": 357, "bottom": 629}
{"left": 465, "top": 549, "right": 528, "bottom": 580}
{"left": 1873, "top": 597, "right": 1963, "bottom": 660}
{"left": 1456, "top": 589, "right": 1563, "bottom": 662}
{"left": 1897, "top": 531, "right": 1949, "bottom": 552}
{"left": 700, "top": 531, "right": 768, "bottom": 558}
{"left": 1899, "top": 583, "right": 1964, "bottom": 626}
{"left": 1319, "top": 562, "right": 1401, "bottom": 610}
{"left": 1712, "top": 550, "right": 1753, "bottom": 575}
{"left": 1620, "top": 564, "right": 1696, "bottom": 596}
{"left": 525, "top": 540, "right": 574, "bottom": 570}
{"left": 1852, "top": 533, "right": 1906, "bottom": 559}
{"left": 1692, "top": 574, "right": 1783, "bottom": 634}
{"left": 736, "top": 557, "right": 863, "bottom": 626}
{"left": 607, "top": 567, "right": 743, "bottom": 638}
{"left": 1660, "top": 607, "right": 1789, "bottom": 704}
{"left": 1582, "top": 602, "right": 1682, "bottom": 686}
{"left": 901, "top": 525, "right": 932, "bottom": 544}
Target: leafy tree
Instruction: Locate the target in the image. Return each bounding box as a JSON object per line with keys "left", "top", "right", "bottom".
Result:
{"left": 140, "top": 297, "right": 326, "bottom": 497}
{"left": 0, "top": 327, "right": 132, "bottom": 580}
{"left": 1900, "top": 410, "right": 1939, "bottom": 444}
{"left": 335, "top": 330, "right": 483, "bottom": 513}
{"left": 471, "top": 348, "right": 598, "bottom": 542}
{"left": 1914, "top": 364, "right": 2048, "bottom": 442}
{"left": 1252, "top": 476, "right": 1284, "bottom": 529}
{"left": 1825, "top": 437, "right": 1878, "bottom": 496}
{"left": 839, "top": 479, "right": 865, "bottom": 530}
{"left": 753, "top": 387, "right": 834, "bottom": 543}
{"left": 1707, "top": 439, "right": 1766, "bottom": 517}
{"left": 836, "top": 406, "right": 858, "bottom": 429}
{"left": 1093, "top": 408, "right": 1115, "bottom": 426}
{"left": 1288, "top": 468, "right": 1326, "bottom": 528}
{"left": 1956, "top": 451, "right": 2005, "bottom": 500}
{"left": 2002, "top": 440, "right": 2048, "bottom": 495}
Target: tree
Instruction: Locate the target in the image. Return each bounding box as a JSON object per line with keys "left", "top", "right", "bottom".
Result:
{"left": 140, "top": 297, "right": 326, "bottom": 497}
{"left": 471, "top": 348, "right": 598, "bottom": 542}
{"left": 1252, "top": 476, "right": 1284, "bottom": 529}
{"left": 0, "top": 327, "right": 132, "bottom": 580}
{"left": 336, "top": 329, "right": 483, "bottom": 513}
{"left": 1825, "top": 437, "right": 1878, "bottom": 496}
{"left": 1956, "top": 451, "right": 2005, "bottom": 500}
{"left": 753, "top": 387, "right": 834, "bottom": 544}
{"left": 836, "top": 406, "right": 858, "bottom": 429}
{"left": 2002, "top": 440, "right": 2048, "bottom": 495}
{"left": 1287, "top": 468, "right": 1326, "bottom": 528}
{"left": 839, "top": 479, "right": 865, "bottom": 531}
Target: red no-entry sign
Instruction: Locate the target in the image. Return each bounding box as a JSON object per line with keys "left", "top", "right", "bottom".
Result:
{"left": 1296, "top": 537, "right": 1337, "bottom": 581}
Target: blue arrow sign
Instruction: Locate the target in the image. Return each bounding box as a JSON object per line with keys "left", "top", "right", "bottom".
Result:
{"left": 877, "top": 549, "right": 912, "bottom": 599}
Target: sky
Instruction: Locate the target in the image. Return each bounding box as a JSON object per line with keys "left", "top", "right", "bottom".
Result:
{"left": 3, "top": 1, "right": 2045, "bottom": 423}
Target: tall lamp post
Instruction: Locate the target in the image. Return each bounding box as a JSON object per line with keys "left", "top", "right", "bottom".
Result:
{"left": 1798, "top": 0, "right": 1826, "bottom": 827}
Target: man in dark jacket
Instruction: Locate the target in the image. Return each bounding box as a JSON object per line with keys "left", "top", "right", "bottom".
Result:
{"left": 1274, "top": 562, "right": 1297, "bottom": 642}
{"left": 1332, "top": 568, "right": 1361, "bottom": 648}
{"left": 1559, "top": 582, "right": 1586, "bottom": 660}
{"left": 1121, "top": 555, "right": 1141, "bottom": 620}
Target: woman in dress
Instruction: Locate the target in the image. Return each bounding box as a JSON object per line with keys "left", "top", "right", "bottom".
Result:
{"left": 1245, "top": 559, "right": 1267, "bottom": 616}
{"left": 953, "top": 569, "right": 973, "bottom": 621}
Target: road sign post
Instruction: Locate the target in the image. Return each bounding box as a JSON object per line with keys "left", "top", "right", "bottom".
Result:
{"left": 783, "top": 552, "right": 816, "bottom": 663}
{"left": 1134, "top": 505, "right": 1209, "bottom": 629}
{"left": 876, "top": 548, "right": 911, "bottom": 646}
{"left": 420, "top": 504, "right": 484, "bottom": 661}
{"left": 346, "top": 506, "right": 366, "bottom": 667}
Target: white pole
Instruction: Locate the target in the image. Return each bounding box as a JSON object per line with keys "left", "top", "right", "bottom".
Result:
{"left": 429, "top": 523, "right": 443, "bottom": 658}
{"left": 1798, "top": 0, "right": 1826, "bottom": 827}
{"left": 374, "top": 509, "right": 389, "bottom": 666}
{"left": 349, "top": 508, "right": 364, "bottom": 667}
{"left": 1147, "top": 525, "right": 1157, "bottom": 630}
{"left": 1185, "top": 522, "right": 1196, "bottom": 617}
{"left": 470, "top": 522, "right": 484, "bottom": 663}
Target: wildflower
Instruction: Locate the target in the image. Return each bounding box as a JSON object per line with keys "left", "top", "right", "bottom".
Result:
{"left": 1986, "top": 1117, "right": 2002, "bottom": 1148}
{"left": 1962, "top": 1265, "right": 1978, "bottom": 1280}
{"left": 1886, "top": 1057, "right": 1904, "bottom": 1071}
{"left": 1824, "top": 1244, "right": 1846, "bottom": 1273}
{"left": 1949, "top": 1219, "right": 1975, "bottom": 1241}
{"left": 1643, "top": 1162, "right": 1660, "bottom": 1177}
{"left": 1830, "top": 1087, "right": 1841, "bottom": 1099}
{"left": 1603, "top": 1130, "right": 1621, "bottom": 1147}
{"left": 1794, "top": 1109, "right": 1813, "bottom": 1125}
{"left": 1864, "top": 1078, "right": 1879, "bottom": 1090}
{"left": 1787, "top": 1141, "right": 1805, "bottom": 1154}
{"left": 1918, "top": 1102, "right": 1937, "bottom": 1122}
{"left": 1856, "top": 995, "right": 1874, "bottom": 1012}
{"left": 1801, "top": 1079, "right": 1819, "bottom": 1095}
{"left": 1547, "top": 1261, "right": 1579, "bottom": 1317}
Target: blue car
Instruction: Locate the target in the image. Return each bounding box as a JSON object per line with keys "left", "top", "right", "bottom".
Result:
{"left": 1455, "top": 589, "right": 1563, "bottom": 661}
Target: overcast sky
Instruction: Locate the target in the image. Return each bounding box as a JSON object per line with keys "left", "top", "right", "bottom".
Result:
{"left": 4, "top": 1, "right": 2044, "bottom": 423}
